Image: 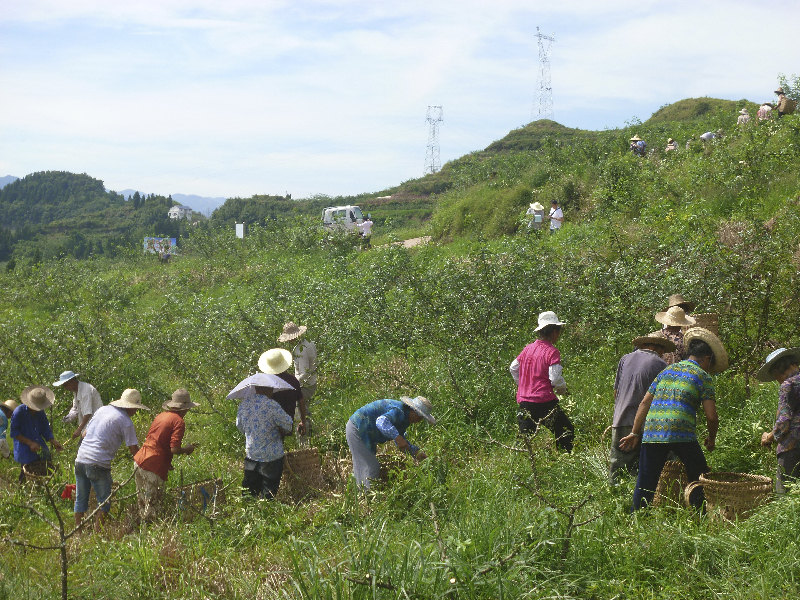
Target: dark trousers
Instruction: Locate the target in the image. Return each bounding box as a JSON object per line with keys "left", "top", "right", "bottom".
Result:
{"left": 518, "top": 400, "right": 574, "bottom": 452}
{"left": 242, "top": 457, "right": 285, "bottom": 499}
{"left": 632, "top": 441, "right": 709, "bottom": 511}
{"left": 777, "top": 448, "right": 800, "bottom": 494}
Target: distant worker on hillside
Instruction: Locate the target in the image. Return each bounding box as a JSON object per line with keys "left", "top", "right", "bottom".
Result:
{"left": 10, "top": 386, "right": 63, "bottom": 482}
{"left": 358, "top": 215, "right": 373, "bottom": 249}
{"left": 774, "top": 87, "right": 797, "bottom": 117}
{"left": 346, "top": 396, "right": 433, "bottom": 489}
{"left": 648, "top": 295, "right": 697, "bottom": 365}
{"left": 664, "top": 138, "right": 678, "bottom": 152}
{"left": 620, "top": 328, "right": 727, "bottom": 511}
{"left": 700, "top": 129, "right": 723, "bottom": 143}
{"left": 526, "top": 202, "right": 545, "bottom": 233}
{"left": 757, "top": 102, "right": 773, "bottom": 120}
{"left": 510, "top": 311, "right": 574, "bottom": 452}
{"left": 279, "top": 322, "right": 317, "bottom": 440}
{"left": 547, "top": 200, "right": 564, "bottom": 234}
{"left": 629, "top": 135, "right": 647, "bottom": 157}
{"left": 759, "top": 348, "right": 800, "bottom": 494}
{"left": 609, "top": 335, "right": 675, "bottom": 483}
{"left": 54, "top": 370, "right": 102, "bottom": 442}
{"left": 737, "top": 108, "right": 751, "bottom": 125}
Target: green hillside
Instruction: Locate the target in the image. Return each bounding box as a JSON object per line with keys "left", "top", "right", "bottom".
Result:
{"left": 2, "top": 94, "right": 800, "bottom": 598}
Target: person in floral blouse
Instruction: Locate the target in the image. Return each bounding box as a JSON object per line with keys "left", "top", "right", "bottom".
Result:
{"left": 759, "top": 348, "right": 800, "bottom": 493}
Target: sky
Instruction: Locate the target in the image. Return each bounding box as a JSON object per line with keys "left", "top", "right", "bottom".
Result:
{"left": 1, "top": 0, "right": 798, "bottom": 201}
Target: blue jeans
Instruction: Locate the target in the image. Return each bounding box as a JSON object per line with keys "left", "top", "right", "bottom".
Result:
{"left": 632, "top": 441, "right": 709, "bottom": 511}
{"left": 75, "top": 462, "right": 113, "bottom": 513}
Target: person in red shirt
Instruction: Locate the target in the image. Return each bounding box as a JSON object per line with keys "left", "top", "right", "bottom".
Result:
{"left": 134, "top": 388, "right": 199, "bottom": 521}
{"left": 509, "top": 311, "right": 574, "bottom": 452}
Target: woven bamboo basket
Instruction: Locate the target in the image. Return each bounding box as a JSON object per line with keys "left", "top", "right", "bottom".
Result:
{"left": 684, "top": 472, "right": 772, "bottom": 521}
{"left": 652, "top": 461, "right": 688, "bottom": 508}
{"left": 683, "top": 313, "right": 719, "bottom": 334}
{"left": 21, "top": 461, "right": 57, "bottom": 483}
{"left": 281, "top": 448, "right": 324, "bottom": 500}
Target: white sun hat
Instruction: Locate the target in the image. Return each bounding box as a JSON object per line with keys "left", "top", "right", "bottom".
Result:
{"left": 756, "top": 348, "right": 800, "bottom": 382}
{"left": 258, "top": 348, "right": 293, "bottom": 374}
{"left": 400, "top": 396, "right": 436, "bottom": 425}
{"left": 53, "top": 370, "right": 79, "bottom": 387}
{"left": 534, "top": 311, "right": 566, "bottom": 331}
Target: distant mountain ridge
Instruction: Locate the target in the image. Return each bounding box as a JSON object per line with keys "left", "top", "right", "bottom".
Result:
{"left": 0, "top": 176, "right": 19, "bottom": 189}
{"left": 117, "top": 189, "right": 226, "bottom": 215}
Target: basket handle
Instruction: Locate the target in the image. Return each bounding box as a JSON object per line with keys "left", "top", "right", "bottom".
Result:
{"left": 684, "top": 481, "right": 703, "bottom": 505}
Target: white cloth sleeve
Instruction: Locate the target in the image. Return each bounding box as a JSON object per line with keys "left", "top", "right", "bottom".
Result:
{"left": 549, "top": 364, "right": 566, "bottom": 393}
{"left": 509, "top": 358, "right": 520, "bottom": 383}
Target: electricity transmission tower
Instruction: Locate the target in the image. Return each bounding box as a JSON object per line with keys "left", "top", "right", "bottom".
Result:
{"left": 532, "top": 27, "right": 555, "bottom": 122}
{"left": 424, "top": 106, "right": 443, "bottom": 175}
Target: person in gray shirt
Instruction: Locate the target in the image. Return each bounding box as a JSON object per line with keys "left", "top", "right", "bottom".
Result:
{"left": 609, "top": 336, "right": 675, "bottom": 483}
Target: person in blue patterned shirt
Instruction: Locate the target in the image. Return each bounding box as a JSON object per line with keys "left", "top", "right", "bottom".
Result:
{"left": 759, "top": 348, "right": 800, "bottom": 493}
{"left": 346, "top": 396, "right": 435, "bottom": 489}
{"left": 619, "top": 328, "right": 727, "bottom": 510}
{"left": 236, "top": 386, "right": 293, "bottom": 499}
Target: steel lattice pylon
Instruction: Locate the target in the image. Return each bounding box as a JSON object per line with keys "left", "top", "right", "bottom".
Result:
{"left": 424, "top": 105, "right": 443, "bottom": 175}
{"left": 532, "top": 27, "right": 555, "bottom": 122}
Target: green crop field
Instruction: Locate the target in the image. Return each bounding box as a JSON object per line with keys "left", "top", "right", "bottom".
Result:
{"left": 2, "top": 98, "right": 800, "bottom": 599}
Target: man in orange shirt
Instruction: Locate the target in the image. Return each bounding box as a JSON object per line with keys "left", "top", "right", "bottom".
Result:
{"left": 134, "top": 388, "right": 198, "bottom": 521}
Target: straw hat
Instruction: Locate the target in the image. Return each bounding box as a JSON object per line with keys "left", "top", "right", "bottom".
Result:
{"left": 756, "top": 348, "right": 800, "bottom": 382}
{"left": 684, "top": 327, "right": 728, "bottom": 374}
{"left": 530, "top": 202, "right": 544, "bottom": 211}
{"left": 632, "top": 335, "right": 677, "bottom": 353}
{"left": 52, "top": 370, "right": 79, "bottom": 387}
{"left": 630, "top": 135, "right": 642, "bottom": 141}
{"left": 535, "top": 311, "right": 566, "bottom": 331}
{"left": 400, "top": 396, "right": 436, "bottom": 425}
{"left": 739, "top": 108, "right": 749, "bottom": 115}
{"left": 258, "top": 348, "right": 293, "bottom": 374}
{"left": 277, "top": 321, "right": 307, "bottom": 343}
{"left": 162, "top": 388, "right": 200, "bottom": 411}
{"left": 20, "top": 385, "right": 55, "bottom": 411}
{"left": 110, "top": 389, "right": 151, "bottom": 410}
{"left": 667, "top": 138, "right": 674, "bottom": 143}
{"left": 666, "top": 294, "right": 696, "bottom": 313}
{"left": 775, "top": 87, "right": 785, "bottom": 95}
{"left": 1, "top": 399, "right": 18, "bottom": 416}
{"left": 655, "top": 306, "right": 696, "bottom": 328}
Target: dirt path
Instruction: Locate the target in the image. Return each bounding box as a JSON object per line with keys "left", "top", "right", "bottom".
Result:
{"left": 400, "top": 236, "right": 432, "bottom": 248}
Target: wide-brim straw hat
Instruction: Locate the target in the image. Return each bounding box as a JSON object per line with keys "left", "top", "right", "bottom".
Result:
{"left": 162, "top": 388, "right": 200, "bottom": 411}
{"left": 20, "top": 385, "right": 55, "bottom": 411}
{"left": 666, "top": 293, "right": 696, "bottom": 313}
{"left": 400, "top": 396, "right": 436, "bottom": 425}
{"left": 775, "top": 87, "right": 785, "bottom": 95}
{"left": 52, "top": 370, "right": 79, "bottom": 387}
{"left": 684, "top": 327, "right": 728, "bottom": 374}
{"left": 258, "top": 348, "right": 293, "bottom": 374}
{"left": 667, "top": 138, "right": 674, "bottom": 143}
{"left": 630, "top": 135, "right": 642, "bottom": 141}
{"left": 655, "top": 306, "right": 697, "bottom": 327}
{"left": 632, "top": 335, "right": 677, "bottom": 353}
{"left": 1, "top": 399, "right": 19, "bottom": 415}
{"left": 277, "top": 321, "right": 307, "bottom": 343}
{"left": 756, "top": 348, "right": 800, "bottom": 382}
{"left": 739, "top": 108, "right": 749, "bottom": 115}
{"left": 531, "top": 202, "right": 544, "bottom": 211}
{"left": 535, "top": 311, "right": 566, "bottom": 331}
{"left": 110, "top": 388, "right": 151, "bottom": 410}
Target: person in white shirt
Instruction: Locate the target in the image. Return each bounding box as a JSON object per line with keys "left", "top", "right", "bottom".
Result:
{"left": 737, "top": 108, "right": 750, "bottom": 125}
{"left": 358, "top": 217, "right": 374, "bottom": 249}
{"left": 74, "top": 389, "right": 149, "bottom": 530}
{"left": 54, "top": 370, "right": 103, "bottom": 440}
{"left": 278, "top": 322, "right": 318, "bottom": 437}
{"left": 547, "top": 200, "right": 564, "bottom": 234}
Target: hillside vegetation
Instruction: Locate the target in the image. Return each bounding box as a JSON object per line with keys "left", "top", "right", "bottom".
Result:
{"left": 2, "top": 99, "right": 800, "bottom": 599}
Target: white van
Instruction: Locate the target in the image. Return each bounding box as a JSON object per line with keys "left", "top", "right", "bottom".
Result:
{"left": 322, "top": 205, "right": 364, "bottom": 230}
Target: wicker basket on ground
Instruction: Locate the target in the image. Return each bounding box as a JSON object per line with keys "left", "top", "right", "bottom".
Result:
{"left": 682, "top": 313, "right": 719, "bottom": 334}
{"left": 684, "top": 472, "right": 772, "bottom": 521}
{"left": 652, "top": 460, "right": 688, "bottom": 508}
{"left": 21, "top": 461, "right": 57, "bottom": 483}
{"left": 281, "top": 448, "right": 325, "bottom": 501}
